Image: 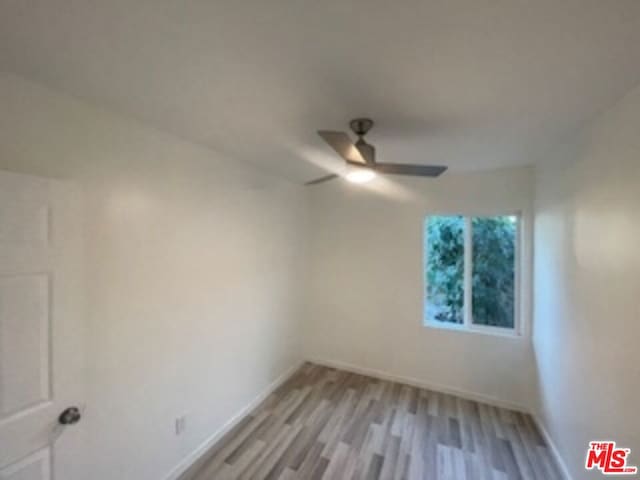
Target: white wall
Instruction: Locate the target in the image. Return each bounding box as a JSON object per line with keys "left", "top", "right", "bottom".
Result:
{"left": 0, "top": 73, "right": 307, "bottom": 480}
{"left": 305, "top": 167, "right": 535, "bottom": 409}
{"left": 533, "top": 84, "right": 640, "bottom": 478}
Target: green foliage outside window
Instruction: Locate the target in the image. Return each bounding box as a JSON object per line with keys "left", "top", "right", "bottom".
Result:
{"left": 425, "top": 215, "right": 516, "bottom": 329}
{"left": 425, "top": 216, "right": 465, "bottom": 324}
{"left": 471, "top": 216, "right": 516, "bottom": 328}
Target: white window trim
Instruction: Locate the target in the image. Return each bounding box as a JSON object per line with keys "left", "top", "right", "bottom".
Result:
{"left": 424, "top": 212, "right": 522, "bottom": 337}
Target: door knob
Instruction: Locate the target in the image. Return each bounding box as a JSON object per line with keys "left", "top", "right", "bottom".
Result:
{"left": 58, "top": 407, "right": 81, "bottom": 425}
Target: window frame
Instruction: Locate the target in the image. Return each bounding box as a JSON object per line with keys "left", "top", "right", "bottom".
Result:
{"left": 423, "top": 212, "right": 522, "bottom": 337}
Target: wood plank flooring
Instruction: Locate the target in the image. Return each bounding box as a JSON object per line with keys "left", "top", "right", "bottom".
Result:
{"left": 181, "top": 363, "right": 562, "bottom": 480}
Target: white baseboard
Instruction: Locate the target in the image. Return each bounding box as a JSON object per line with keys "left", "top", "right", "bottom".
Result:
{"left": 309, "top": 357, "right": 529, "bottom": 413}
{"left": 163, "top": 360, "right": 304, "bottom": 480}
{"left": 531, "top": 414, "right": 573, "bottom": 480}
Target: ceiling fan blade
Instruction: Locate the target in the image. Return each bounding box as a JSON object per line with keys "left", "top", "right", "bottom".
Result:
{"left": 317, "top": 131, "right": 367, "bottom": 164}
{"left": 305, "top": 173, "right": 339, "bottom": 186}
{"left": 374, "top": 163, "right": 447, "bottom": 177}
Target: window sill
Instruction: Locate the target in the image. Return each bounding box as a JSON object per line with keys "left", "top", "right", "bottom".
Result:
{"left": 423, "top": 320, "right": 522, "bottom": 339}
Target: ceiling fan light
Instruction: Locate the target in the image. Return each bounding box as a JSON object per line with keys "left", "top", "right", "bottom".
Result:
{"left": 345, "top": 166, "right": 376, "bottom": 184}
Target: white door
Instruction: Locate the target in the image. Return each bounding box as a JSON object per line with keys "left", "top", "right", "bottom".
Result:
{"left": 0, "top": 170, "right": 85, "bottom": 480}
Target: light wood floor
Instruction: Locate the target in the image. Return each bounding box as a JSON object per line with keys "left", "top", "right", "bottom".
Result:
{"left": 182, "top": 363, "right": 562, "bottom": 480}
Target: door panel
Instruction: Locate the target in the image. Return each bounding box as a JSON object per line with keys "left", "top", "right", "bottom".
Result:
{"left": 0, "top": 170, "right": 84, "bottom": 480}
{"left": 0, "top": 274, "right": 51, "bottom": 419}
{"left": 0, "top": 448, "right": 50, "bottom": 480}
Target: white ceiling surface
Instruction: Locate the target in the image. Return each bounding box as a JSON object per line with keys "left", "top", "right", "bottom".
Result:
{"left": 1, "top": 1, "right": 640, "bottom": 183}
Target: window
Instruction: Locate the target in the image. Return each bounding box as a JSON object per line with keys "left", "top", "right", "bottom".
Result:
{"left": 424, "top": 214, "right": 519, "bottom": 333}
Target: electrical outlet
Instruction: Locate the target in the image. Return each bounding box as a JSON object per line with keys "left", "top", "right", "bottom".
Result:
{"left": 175, "top": 415, "right": 187, "bottom": 435}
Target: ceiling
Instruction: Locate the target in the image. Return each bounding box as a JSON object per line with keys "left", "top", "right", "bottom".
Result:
{"left": 1, "top": 0, "right": 640, "bottom": 183}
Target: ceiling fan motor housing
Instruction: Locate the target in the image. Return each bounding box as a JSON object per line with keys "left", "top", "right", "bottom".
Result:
{"left": 349, "top": 118, "right": 374, "bottom": 136}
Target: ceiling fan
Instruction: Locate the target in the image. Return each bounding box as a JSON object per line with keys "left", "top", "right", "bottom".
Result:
{"left": 306, "top": 118, "right": 447, "bottom": 185}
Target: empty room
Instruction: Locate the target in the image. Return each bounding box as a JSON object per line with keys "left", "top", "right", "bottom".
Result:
{"left": 0, "top": 1, "right": 639, "bottom": 479}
